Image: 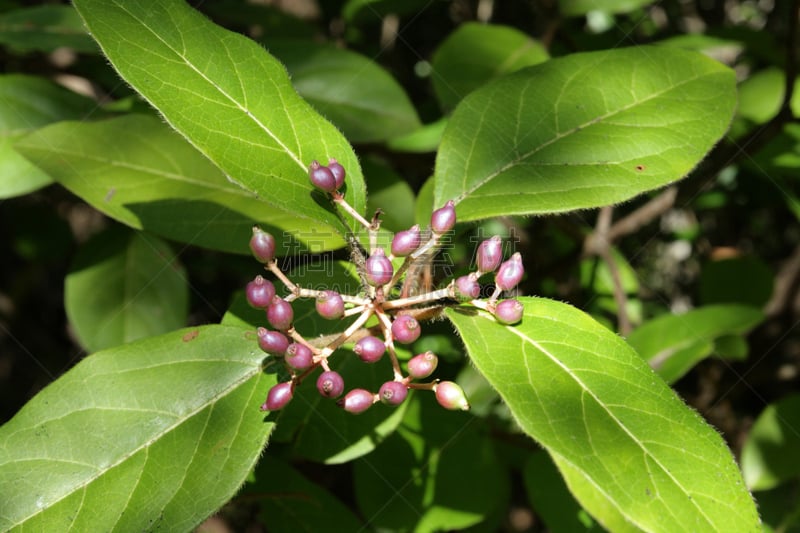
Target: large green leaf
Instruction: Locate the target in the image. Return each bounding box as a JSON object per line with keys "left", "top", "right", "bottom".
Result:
{"left": 741, "top": 394, "right": 800, "bottom": 491}
{"left": 15, "top": 115, "right": 346, "bottom": 253}
{"left": 431, "top": 22, "right": 549, "bottom": 112}
{"left": 267, "top": 40, "right": 420, "bottom": 143}
{"left": 0, "top": 5, "right": 97, "bottom": 53}
{"left": 0, "top": 74, "right": 99, "bottom": 198}
{"left": 65, "top": 227, "right": 189, "bottom": 352}
{"left": 73, "top": 0, "right": 366, "bottom": 235}
{"left": 445, "top": 297, "right": 759, "bottom": 531}
{"left": 0, "top": 325, "right": 274, "bottom": 531}
{"left": 627, "top": 304, "right": 764, "bottom": 384}
{"left": 434, "top": 46, "right": 736, "bottom": 221}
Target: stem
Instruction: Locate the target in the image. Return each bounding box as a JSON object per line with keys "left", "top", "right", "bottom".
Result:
{"left": 266, "top": 260, "right": 297, "bottom": 293}
{"left": 374, "top": 308, "right": 404, "bottom": 381}
{"left": 381, "top": 284, "right": 455, "bottom": 310}
{"left": 316, "top": 306, "right": 375, "bottom": 359}
{"left": 332, "top": 194, "right": 373, "bottom": 231}
{"left": 287, "top": 327, "right": 321, "bottom": 354}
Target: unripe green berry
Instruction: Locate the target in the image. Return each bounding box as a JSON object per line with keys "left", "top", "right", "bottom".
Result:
{"left": 434, "top": 381, "right": 470, "bottom": 411}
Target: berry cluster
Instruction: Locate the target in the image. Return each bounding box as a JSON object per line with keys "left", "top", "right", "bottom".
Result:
{"left": 248, "top": 158, "right": 525, "bottom": 414}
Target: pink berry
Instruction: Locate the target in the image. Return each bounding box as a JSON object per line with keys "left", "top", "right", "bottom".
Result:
{"left": 434, "top": 381, "right": 470, "bottom": 411}
{"left": 455, "top": 275, "right": 480, "bottom": 300}
{"left": 285, "top": 343, "right": 313, "bottom": 371}
{"left": 309, "top": 160, "right": 337, "bottom": 192}
{"left": 495, "top": 252, "right": 524, "bottom": 291}
{"left": 353, "top": 335, "right": 386, "bottom": 363}
{"left": 327, "top": 158, "right": 346, "bottom": 189}
{"left": 246, "top": 275, "right": 276, "bottom": 309}
{"left": 317, "top": 370, "right": 345, "bottom": 399}
{"left": 407, "top": 351, "right": 438, "bottom": 379}
{"left": 266, "top": 296, "right": 294, "bottom": 331}
{"left": 431, "top": 200, "right": 456, "bottom": 234}
{"left": 494, "top": 299, "right": 524, "bottom": 325}
{"left": 378, "top": 381, "right": 408, "bottom": 406}
{"left": 391, "top": 315, "right": 421, "bottom": 344}
{"left": 477, "top": 236, "right": 503, "bottom": 273}
{"left": 260, "top": 381, "right": 293, "bottom": 411}
{"left": 250, "top": 226, "right": 276, "bottom": 263}
{"left": 339, "top": 388, "right": 375, "bottom": 414}
{"left": 365, "top": 248, "right": 394, "bottom": 286}
{"left": 257, "top": 327, "right": 289, "bottom": 356}
{"left": 316, "top": 290, "right": 345, "bottom": 320}
{"left": 391, "top": 225, "right": 421, "bottom": 257}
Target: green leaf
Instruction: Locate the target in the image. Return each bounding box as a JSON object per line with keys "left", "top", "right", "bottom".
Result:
{"left": 0, "top": 74, "right": 99, "bottom": 198}
{"left": 0, "top": 325, "right": 274, "bottom": 531}
{"left": 354, "top": 396, "right": 506, "bottom": 532}
{"left": 431, "top": 22, "right": 549, "bottom": 112}
{"left": 434, "top": 46, "right": 736, "bottom": 221}
{"left": 65, "top": 227, "right": 189, "bottom": 352}
{"left": 249, "top": 454, "right": 364, "bottom": 532}
{"left": 342, "top": 0, "right": 430, "bottom": 24}
{"left": 741, "top": 394, "right": 800, "bottom": 491}
{"left": 363, "top": 156, "right": 416, "bottom": 232}
{"left": 523, "top": 451, "right": 605, "bottom": 532}
{"left": 558, "top": 0, "right": 655, "bottom": 16}
{"left": 267, "top": 40, "right": 421, "bottom": 143}
{"left": 737, "top": 68, "right": 800, "bottom": 125}
{"left": 73, "top": 0, "right": 365, "bottom": 235}
{"left": 0, "top": 5, "right": 97, "bottom": 53}
{"left": 445, "top": 297, "right": 760, "bottom": 531}
{"left": 15, "top": 114, "right": 346, "bottom": 254}
{"left": 387, "top": 117, "right": 448, "bottom": 153}
{"left": 627, "top": 304, "right": 764, "bottom": 384}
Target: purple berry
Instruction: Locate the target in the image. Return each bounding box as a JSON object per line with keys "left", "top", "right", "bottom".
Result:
{"left": 316, "top": 290, "right": 345, "bottom": 320}
{"left": 285, "top": 343, "right": 314, "bottom": 371}
{"left": 339, "top": 388, "right": 375, "bottom": 414}
{"left": 455, "top": 275, "right": 480, "bottom": 300}
{"left": 365, "top": 248, "right": 394, "bottom": 286}
{"left": 391, "top": 225, "right": 421, "bottom": 257}
{"left": 407, "top": 351, "right": 438, "bottom": 379}
{"left": 260, "top": 381, "right": 293, "bottom": 411}
{"left": 379, "top": 381, "right": 408, "bottom": 406}
{"left": 317, "top": 370, "right": 345, "bottom": 399}
{"left": 477, "top": 235, "right": 503, "bottom": 273}
{"left": 431, "top": 200, "right": 456, "bottom": 234}
{"left": 328, "top": 158, "right": 346, "bottom": 189}
{"left": 494, "top": 299, "right": 524, "bottom": 325}
{"left": 353, "top": 335, "right": 386, "bottom": 363}
{"left": 391, "top": 315, "right": 421, "bottom": 344}
{"left": 250, "top": 226, "right": 276, "bottom": 263}
{"left": 267, "top": 296, "right": 294, "bottom": 331}
{"left": 434, "top": 381, "right": 470, "bottom": 411}
{"left": 495, "top": 252, "right": 524, "bottom": 291}
{"left": 257, "top": 327, "right": 290, "bottom": 356}
{"left": 246, "top": 275, "right": 276, "bottom": 309}
{"left": 309, "top": 160, "right": 337, "bottom": 192}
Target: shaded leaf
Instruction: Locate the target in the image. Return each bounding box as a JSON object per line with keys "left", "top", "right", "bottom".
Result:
{"left": 699, "top": 256, "right": 774, "bottom": 307}
{"left": 445, "top": 297, "right": 759, "bottom": 531}
{"left": 15, "top": 115, "right": 347, "bottom": 254}
{"left": 627, "top": 304, "right": 764, "bottom": 384}
{"left": 387, "top": 118, "right": 448, "bottom": 153}
{"left": 742, "top": 394, "right": 800, "bottom": 491}
{"left": 268, "top": 40, "right": 421, "bottom": 143}
{"left": 0, "top": 5, "right": 97, "bottom": 53}
{"left": 434, "top": 46, "right": 736, "bottom": 221}
{"left": 0, "top": 325, "right": 274, "bottom": 531}
{"left": 363, "top": 156, "right": 416, "bottom": 232}
{"left": 559, "top": 0, "right": 655, "bottom": 16}
{"left": 431, "top": 22, "right": 549, "bottom": 112}
{"left": 65, "top": 227, "right": 189, "bottom": 352}
{"left": 73, "top": 0, "right": 365, "bottom": 234}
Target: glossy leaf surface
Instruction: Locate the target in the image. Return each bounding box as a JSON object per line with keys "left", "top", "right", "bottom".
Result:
{"left": 432, "top": 22, "right": 549, "bottom": 111}
{"left": 65, "top": 228, "right": 189, "bottom": 352}
{"left": 73, "top": 0, "right": 365, "bottom": 234}
{"left": 268, "top": 40, "right": 420, "bottom": 143}
{"left": 434, "top": 46, "right": 736, "bottom": 221}
{"left": 627, "top": 304, "right": 764, "bottom": 384}
{"left": 0, "top": 325, "right": 274, "bottom": 531}
{"left": 15, "top": 115, "right": 346, "bottom": 253}
{"left": 446, "top": 297, "right": 759, "bottom": 531}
